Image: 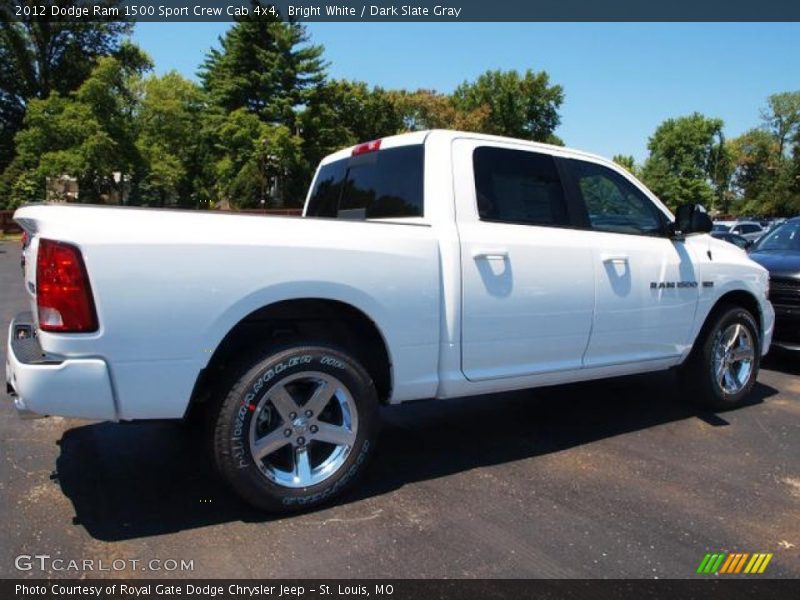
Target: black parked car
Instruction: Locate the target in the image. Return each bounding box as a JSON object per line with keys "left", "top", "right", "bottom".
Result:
{"left": 711, "top": 231, "right": 751, "bottom": 250}
{"left": 748, "top": 217, "right": 800, "bottom": 351}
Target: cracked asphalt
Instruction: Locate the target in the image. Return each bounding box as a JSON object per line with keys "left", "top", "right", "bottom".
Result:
{"left": 1, "top": 240, "right": 798, "bottom": 579}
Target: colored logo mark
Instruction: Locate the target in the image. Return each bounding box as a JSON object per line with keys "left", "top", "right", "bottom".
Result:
{"left": 696, "top": 552, "right": 773, "bottom": 574}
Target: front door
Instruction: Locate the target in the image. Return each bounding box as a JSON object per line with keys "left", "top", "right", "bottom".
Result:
{"left": 561, "top": 158, "right": 699, "bottom": 367}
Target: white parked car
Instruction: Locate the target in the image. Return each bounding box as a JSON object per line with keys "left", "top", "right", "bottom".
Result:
{"left": 712, "top": 220, "right": 735, "bottom": 233}
{"left": 6, "top": 130, "right": 774, "bottom": 511}
{"left": 729, "top": 221, "right": 765, "bottom": 242}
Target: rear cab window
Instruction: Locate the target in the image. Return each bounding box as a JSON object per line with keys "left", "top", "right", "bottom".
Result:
{"left": 305, "top": 145, "right": 424, "bottom": 220}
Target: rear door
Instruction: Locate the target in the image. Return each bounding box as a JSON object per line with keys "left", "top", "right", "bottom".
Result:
{"left": 561, "top": 158, "right": 699, "bottom": 367}
{"left": 454, "top": 140, "right": 595, "bottom": 381}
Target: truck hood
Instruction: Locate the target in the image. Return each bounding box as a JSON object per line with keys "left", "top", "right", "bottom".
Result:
{"left": 748, "top": 250, "right": 800, "bottom": 279}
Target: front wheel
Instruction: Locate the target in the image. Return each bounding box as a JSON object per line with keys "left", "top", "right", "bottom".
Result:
{"left": 680, "top": 305, "right": 761, "bottom": 411}
{"left": 211, "top": 344, "right": 379, "bottom": 512}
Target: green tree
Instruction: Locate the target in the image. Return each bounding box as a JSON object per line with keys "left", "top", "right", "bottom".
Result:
{"left": 135, "top": 72, "right": 207, "bottom": 207}
{"left": 200, "top": 4, "right": 325, "bottom": 127}
{"left": 392, "top": 89, "right": 490, "bottom": 133}
{"left": 452, "top": 69, "right": 564, "bottom": 142}
{"left": 640, "top": 113, "right": 727, "bottom": 211}
{"left": 793, "top": 128, "right": 800, "bottom": 195}
{"left": 299, "top": 82, "right": 496, "bottom": 175}
{"left": 612, "top": 154, "right": 637, "bottom": 175}
{"left": 299, "top": 80, "right": 403, "bottom": 172}
{"left": 5, "top": 50, "right": 151, "bottom": 207}
{"left": 761, "top": 91, "right": 800, "bottom": 157}
{"left": 726, "top": 93, "right": 800, "bottom": 217}
{"left": 199, "top": 4, "right": 326, "bottom": 205}
{"left": 0, "top": 3, "right": 132, "bottom": 171}
{"left": 728, "top": 129, "right": 779, "bottom": 211}
{"left": 209, "top": 108, "right": 303, "bottom": 208}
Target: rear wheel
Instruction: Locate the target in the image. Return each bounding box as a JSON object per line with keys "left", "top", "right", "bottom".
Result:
{"left": 681, "top": 305, "right": 760, "bottom": 410}
{"left": 211, "top": 344, "right": 379, "bottom": 512}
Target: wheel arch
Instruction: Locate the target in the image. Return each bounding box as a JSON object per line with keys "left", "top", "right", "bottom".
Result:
{"left": 688, "top": 289, "right": 763, "bottom": 361}
{"left": 187, "top": 297, "right": 394, "bottom": 417}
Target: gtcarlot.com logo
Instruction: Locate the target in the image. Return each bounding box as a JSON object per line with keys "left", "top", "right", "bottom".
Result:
{"left": 697, "top": 552, "right": 773, "bottom": 575}
{"left": 15, "top": 554, "right": 194, "bottom": 572}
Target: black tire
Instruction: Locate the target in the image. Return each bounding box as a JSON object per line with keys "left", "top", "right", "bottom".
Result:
{"left": 211, "top": 344, "right": 379, "bottom": 512}
{"left": 680, "top": 305, "right": 761, "bottom": 411}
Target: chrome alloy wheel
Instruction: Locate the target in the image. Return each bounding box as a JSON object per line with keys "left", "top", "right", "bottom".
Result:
{"left": 713, "top": 323, "right": 755, "bottom": 395}
{"left": 248, "top": 371, "right": 358, "bottom": 488}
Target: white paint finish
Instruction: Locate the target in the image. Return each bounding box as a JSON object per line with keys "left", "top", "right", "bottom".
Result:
{"left": 7, "top": 130, "right": 774, "bottom": 421}
{"left": 452, "top": 136, "right": 594, "bottom": 380}
{"left": 16, "top": 204, "right": 442, "bottom": 417}
{"left": 460, "top": 222, "right": 595, "bottom": 380}
{"left": 684, "top": 235, "right": 774, "bottom": 358}
{"left": 6, "top": 326, "right": 115, "bottom": 420}
{"left": 581, "top": 230, "right": 699, "bottom": 366}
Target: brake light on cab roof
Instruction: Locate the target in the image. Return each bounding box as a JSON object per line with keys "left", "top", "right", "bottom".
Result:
{"left": 351, "top": 139, "right": 381, "bottom": 156}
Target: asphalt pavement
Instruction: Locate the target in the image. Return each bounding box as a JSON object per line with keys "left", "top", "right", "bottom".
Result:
{"left": 1, "top": 240, "right": 798, "bottom": 579}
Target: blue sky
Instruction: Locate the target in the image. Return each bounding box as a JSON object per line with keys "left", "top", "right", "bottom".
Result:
{"left": 132, "top": 22, "right": 800, "bottom": 163}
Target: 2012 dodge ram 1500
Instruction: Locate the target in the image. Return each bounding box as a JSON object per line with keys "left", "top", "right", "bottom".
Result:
{"left": 5, "top": 130, "right": 774, "bottom": 511}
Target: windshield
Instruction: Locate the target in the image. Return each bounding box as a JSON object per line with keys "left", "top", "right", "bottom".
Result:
{"left": 751, "top": 220, "right": 800, "bottom": 252}
{"left": 712, "top": 223, "right": 731, "bottom": 232}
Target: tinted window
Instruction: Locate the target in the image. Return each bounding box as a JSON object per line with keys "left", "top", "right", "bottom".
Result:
{"left": 752, "top": 221, "right": 800, "bottom": 251}
{"left": 306, "top": 159, "right": 347, "bottom": 218}
{"left": 306, "top": 145, "right": 424, "bottom": 219}
{"left": 715, "top": 233, "right": 748, "bottom": 249}
{"left": 569, "top": 160, "right": 664, "bottom": 236}
{"left": 738, "top": 224, "right": 761, "bottom": 234}
{"left": 473, "top": 147, "right": 568, "bottom": 226}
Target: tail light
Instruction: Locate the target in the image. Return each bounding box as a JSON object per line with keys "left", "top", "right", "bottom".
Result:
{"left": 36, "top": 239, "right": 98, "bottom": 333}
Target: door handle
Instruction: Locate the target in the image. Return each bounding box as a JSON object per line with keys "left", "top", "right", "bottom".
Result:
{"left": 601, "top": 254, "right": 629, "bottom": 265}
{"left": 473, "top": 249, "right": 509, "bottom": 261}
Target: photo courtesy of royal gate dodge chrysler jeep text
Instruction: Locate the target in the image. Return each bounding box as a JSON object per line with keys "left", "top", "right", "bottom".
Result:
{"left": 5, "top": 130, "right": 774, "bottom": 511}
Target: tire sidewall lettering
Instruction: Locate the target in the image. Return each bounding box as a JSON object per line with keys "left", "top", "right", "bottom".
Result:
{"left": 217, "top": 346, "right": 378, "bottom": 511}
{"left": 320, "top": 356, "right": 346, "bottom": 369}
{"left": 230, "top": 355, "right": 313, "bottom": 470}
{"left": 228, "top": 352, "right": 369, "bottom": 481}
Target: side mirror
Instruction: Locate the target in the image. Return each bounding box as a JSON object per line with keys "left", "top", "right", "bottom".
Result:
{"left": 673, "top": 203, "right": 713, "bottom": 237}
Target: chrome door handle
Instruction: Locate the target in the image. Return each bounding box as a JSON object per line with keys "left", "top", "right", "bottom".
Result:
{"left": 473, "top": 249, "right": 509, "bottom": 261}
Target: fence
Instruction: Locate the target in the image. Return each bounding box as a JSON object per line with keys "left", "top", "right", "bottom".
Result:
{"left": 0, "top": 207, "right": 302, "bottom": 235}
{"left": 0, "top": 210, "right": 22, "bottom": 235}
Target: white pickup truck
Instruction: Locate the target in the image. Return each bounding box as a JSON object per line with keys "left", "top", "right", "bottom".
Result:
{"left": 6, "top": 130, "right": 774, "bottom": 511}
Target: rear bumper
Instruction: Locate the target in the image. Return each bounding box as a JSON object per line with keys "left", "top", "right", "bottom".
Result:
{"left": 5, "top": 312, "right": 116, "bottom": 420}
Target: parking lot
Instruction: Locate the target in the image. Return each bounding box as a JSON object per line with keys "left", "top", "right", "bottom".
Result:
{"left": 1, "top": 239, "right": 798, "bottom": 579}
